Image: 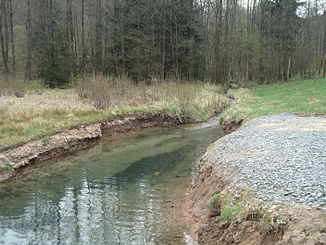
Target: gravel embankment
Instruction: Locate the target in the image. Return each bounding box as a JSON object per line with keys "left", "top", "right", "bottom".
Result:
{"left": 208, "top": 113, "right": 326, "bottom": 206}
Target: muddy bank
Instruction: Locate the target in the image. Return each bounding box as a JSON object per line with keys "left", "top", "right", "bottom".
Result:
{"left": 189, "top": 114, "right": 326, "bottom": 245}
{"left": 0, "top": 113, "right": 193, "bottom": 183}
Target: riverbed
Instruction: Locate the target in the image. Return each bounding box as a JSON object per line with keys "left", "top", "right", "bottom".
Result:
{"left": 0, "top": 124, "right": 224, "bottom": 245}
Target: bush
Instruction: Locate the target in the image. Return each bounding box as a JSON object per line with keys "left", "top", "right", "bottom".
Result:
{"left": 75, "top": 74, "right": 150, "bottom": 109}
{"left": 75, "top": 75, "right": 226, "bottom": 117}
{"left": 0, "top": 78, "right": 26, "bottom": 98}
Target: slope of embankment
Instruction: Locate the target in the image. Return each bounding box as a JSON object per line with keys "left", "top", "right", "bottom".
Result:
{"left": 190, "top": 113, "right": 326, "bottom": 245}
{"left": 0, "top": 113, "right": 196, "bottom": 183}
{"left": 0, "top": 81, "right": 227, "bottom": 183}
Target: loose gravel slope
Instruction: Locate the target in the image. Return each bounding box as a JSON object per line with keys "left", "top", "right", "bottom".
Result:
{"left": 207, "top": 113, "right": 326, "bottom": 206}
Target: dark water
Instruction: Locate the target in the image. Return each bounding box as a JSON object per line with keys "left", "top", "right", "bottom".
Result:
{"left": 0, "top": 125, "right": 224, "bottom": 245}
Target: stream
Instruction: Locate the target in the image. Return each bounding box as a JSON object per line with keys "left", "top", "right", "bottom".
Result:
{"left": 0, "top": 123, "right": 224, "bottom": 245}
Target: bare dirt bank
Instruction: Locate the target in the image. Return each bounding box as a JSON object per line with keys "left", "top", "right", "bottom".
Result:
{"left": 189, "top": 165, "right": 326, "bottom": 245}
{"left": 0, "top": 113, "right": 192, "bottom": 183}
{"left": 189, "top": 114, "right": 326, "bottom": 245}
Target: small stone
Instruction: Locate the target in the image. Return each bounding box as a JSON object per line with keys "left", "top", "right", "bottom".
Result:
{"left": 234, "top": 194, "right": 241, "bottom": 199}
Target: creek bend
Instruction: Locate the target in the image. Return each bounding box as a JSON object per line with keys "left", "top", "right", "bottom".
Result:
{"left": 0, "top": 124, "right": 224, "bottom": 245}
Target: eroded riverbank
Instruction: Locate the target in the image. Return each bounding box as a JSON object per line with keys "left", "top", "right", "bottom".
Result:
{"left": 0, "top": 122, "right": 224, "bottom": 244}
{"left": 189, "top": 113, "right": 326, "bottom": 245}
{"left": 0, "top": 113, "right": 200, "bottom": 183}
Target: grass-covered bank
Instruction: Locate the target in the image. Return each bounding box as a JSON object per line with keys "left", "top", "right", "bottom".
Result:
{"left": 2, "top": 76, "right": 324, "bottom": 149}
{"left": 0, "top": 77, "right": 227, "bottom": 150}
{"left": 221, "top": 78, "right": 326, "bottom": 130}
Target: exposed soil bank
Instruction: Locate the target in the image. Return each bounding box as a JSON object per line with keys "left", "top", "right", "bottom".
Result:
{"left": 0, "top": 113, "right": 195, "bottom": 183}
{"left": 190, "top": 165, "right": 326, "bottom": 245}
{"left": 189, "top": 114, "right": 326, "bottom": 245}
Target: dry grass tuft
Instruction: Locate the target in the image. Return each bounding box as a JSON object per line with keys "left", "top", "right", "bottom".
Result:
{"left": 0, "top": 78, "right": 26, "bottom": 98}
{"left": 76, "top": 74, "right": 226, "bottom": 116}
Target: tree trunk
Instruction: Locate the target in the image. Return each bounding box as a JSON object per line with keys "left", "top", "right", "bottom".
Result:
{"left": 8, "top": 0, "right": 14, "bottom": 77}
{"left": 25, "top": 0, "right": 32, "bottom": 81}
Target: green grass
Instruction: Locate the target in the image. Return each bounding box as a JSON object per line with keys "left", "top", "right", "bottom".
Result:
{"left": 0, "top": 104, "right": 181, "bottom": 149}
{"left": 221, "top": 206, "right": 242, "bottom": 221}
{"left": 223, "top": 78, "right": 326, "bottom": 124}
{"left": 0, "top": 164, "right": 13, "bottom": 173}
{"left": 0, "top": 80, "right": 227, "bottom": 149}
{"left": 207, "top": 191, "right": 256, "bottom": 221}
{"left": 208, "top": 193, "right": 221, "bottom": 210}
{"left": 0, "top": 108, "right": 113, "bottom": 148}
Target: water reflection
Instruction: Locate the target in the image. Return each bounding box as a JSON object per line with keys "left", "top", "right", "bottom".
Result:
{"left": 0, "top": 126, "right": 223, "bottom": 245}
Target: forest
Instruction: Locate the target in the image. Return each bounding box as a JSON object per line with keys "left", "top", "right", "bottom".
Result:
{"left": 0, "top": 0, "right": 325, "bottom": 87}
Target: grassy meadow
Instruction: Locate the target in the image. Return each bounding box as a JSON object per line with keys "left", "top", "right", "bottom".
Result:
{"left": 0, "top": 76, "right": 227, "bottom": 149}
{"left": 222, "top": 78, "right": 326, "bottom": 124}
{"left": 1, "top": 75, "right": 325, "bottom": 150}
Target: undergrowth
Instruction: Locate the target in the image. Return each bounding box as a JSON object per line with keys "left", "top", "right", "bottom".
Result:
{"left": 75, "top": 74, "right": 226, "bottom": 116}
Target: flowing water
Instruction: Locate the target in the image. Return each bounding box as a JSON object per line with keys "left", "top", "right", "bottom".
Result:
{"left": 0, "top": 124, "right": 224, "bottom": 245}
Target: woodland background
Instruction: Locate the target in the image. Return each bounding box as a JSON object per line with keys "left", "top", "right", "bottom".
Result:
{"left": 1, "top": 0, "right": 326, "bottom": 87}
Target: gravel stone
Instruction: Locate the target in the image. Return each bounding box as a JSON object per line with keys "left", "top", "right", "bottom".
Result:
{"left": 209, "top": 113, "right": 326, "bottom": 206}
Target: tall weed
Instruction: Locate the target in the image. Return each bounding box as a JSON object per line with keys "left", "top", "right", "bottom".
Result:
{"left": 75, "top": 74, "right": 226, "bottom": 117}
{"left": 0, "top": 78, "right": 26, "bottom": 98}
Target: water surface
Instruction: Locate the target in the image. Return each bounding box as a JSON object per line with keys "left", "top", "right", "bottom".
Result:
{"left": 0, "top": 125, "right": 223, "bottom": 245}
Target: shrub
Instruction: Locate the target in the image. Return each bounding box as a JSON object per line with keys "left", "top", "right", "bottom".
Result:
{"left": 75, "top": 74, "right": 226, "bottom": 116}
{"left": 0, "top": 78, "right": 26, "bottom": 98}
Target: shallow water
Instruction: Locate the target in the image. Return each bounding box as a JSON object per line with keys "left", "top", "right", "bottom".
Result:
{"left": 0, "top": 125, "right": 224, "bottom": 245}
